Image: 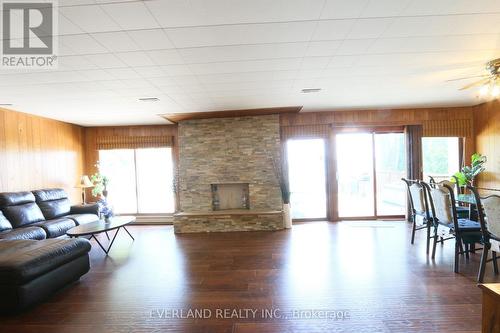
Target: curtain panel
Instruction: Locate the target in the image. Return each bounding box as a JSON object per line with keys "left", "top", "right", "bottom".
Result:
{"left": 405, "top": 125, "right": 423, "bottom": 181}
{"left": 280, "top": 124, "right": 330, "bottom": 141}
{"left": 422, "top": 119, "right": 472, "bottom": 138}
{"left": 96, "top": 136, "right": 174, "bottom": 150}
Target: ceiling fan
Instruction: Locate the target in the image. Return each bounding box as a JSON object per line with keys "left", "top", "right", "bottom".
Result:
{"left": 447, "top": 58, "right": 500, "bottom": 98}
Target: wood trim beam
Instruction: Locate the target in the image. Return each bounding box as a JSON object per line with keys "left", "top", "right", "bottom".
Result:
{"left": 161, "top": 106, "right": 302, "bottom": 123}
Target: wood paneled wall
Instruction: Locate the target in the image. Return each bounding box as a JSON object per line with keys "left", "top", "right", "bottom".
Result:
{"left": 83, "top": 125, "right": 178, "bottom": 176}
{"left": 0, "top": 107, "right": 84, "bottom": 202}
{"left": 280, "top": 106, "right": 476, "bottom": 161}
{"left": 474, "top": 100, "right": 500, "bottom": 189}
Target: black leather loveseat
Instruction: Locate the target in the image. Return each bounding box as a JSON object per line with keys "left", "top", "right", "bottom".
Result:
{"left": 0, "top": 188, "right": 99, "bottom": 312}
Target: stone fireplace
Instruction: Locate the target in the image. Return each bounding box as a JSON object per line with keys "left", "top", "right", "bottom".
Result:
{"left": 173, "top": 114, "right": 283, "bottom": 233}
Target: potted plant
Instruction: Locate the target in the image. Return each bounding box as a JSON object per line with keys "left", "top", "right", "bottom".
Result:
{"left": 90, "top": 161, "right": 113, "bottom": 219}
{"left": 90, "top": 161, "right": 109, "bottom": 198}
{"left": 272, "top": 156, "right": 292, "bottom": 229}
{"left": 452, "top": 153, "right": 487, "bottom": 186}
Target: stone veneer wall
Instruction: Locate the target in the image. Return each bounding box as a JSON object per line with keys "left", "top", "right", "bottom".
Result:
{"left": 174, "top": 214, "right": 283, "bottom": 233}
{"left": 174, "top": 114, "right": 283, "bottom": 233}
{"left": 178, "top": 114, "right": 282, "bottom": 212}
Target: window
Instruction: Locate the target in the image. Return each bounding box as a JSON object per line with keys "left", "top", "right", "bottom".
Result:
{"left": 98, "top": 148, "right": 175, "bottom": 214}
{"left": 422, "top": 137, "right": 461, "bottom": 182}
{"left": 287, "top": 139, "right": 327, "bottom": 219}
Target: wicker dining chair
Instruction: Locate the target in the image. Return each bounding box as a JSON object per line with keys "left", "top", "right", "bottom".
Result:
{"left": 402, "top": 179, "right": 432, "bottom": 254}
{"left": 469, "top": 186, "right": 500, "bottom": 282}
{"left": 429, "top": 176, "right": 469, "bottom": 219}
{"left": 422, "top": 181, "right": 482, "bottom": 273}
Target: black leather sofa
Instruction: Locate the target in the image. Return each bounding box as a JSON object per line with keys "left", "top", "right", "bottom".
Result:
{"left": 0, "top": 188, "right": 100, "bottom": 312}
{"left": 0, "top": 189, "right": 99, "bottom": 240}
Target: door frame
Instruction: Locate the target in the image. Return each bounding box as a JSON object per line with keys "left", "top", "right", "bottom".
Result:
{"left": 332, "top": 126, "right": 406, "bottom": 221}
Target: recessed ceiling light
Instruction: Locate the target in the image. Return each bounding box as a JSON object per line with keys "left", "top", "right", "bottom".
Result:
{"left": 301, "top": 88, "right": 322, "bottom": 93}
{"left": 138, "top": 97, "right": 160, "bottom": 102}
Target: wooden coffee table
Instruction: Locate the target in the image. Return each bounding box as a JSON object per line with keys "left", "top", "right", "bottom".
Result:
{"left": 67, "top": 216, "right": 135, "bottom": 255}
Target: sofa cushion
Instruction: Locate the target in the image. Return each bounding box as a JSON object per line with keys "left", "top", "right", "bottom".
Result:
{"left": 37, "top": 198, "right": 71, "bottom": 220}
{"left": 0, "top": 227, "right": 46, "bottom": 240}
{"left": 66, "top": 214, "right": 99, "bottom": 226}
{"left": 32, "top": 189, "right": 68, "bottom": 202}
{"left": 0, "top": 238, "right": 91, "bottom": 284}
{"left": 32, "top": 189, "right": 71, "bottom": 220}
{"left": 2, "top": 203, "right": 45, "bottom": 228}
{"left": 0, "top": 191, "right": 36, "bottom": 207}
{"left": 32, "top": 218, "right": 76, "bottom": 238}
{"left": 0, "top": 211, "right": 12, "bottom": 232}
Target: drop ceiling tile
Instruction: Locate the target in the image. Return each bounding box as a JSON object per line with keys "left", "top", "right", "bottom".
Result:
{"left": 295, "top": 69, "right": 324, "bottom": 79}
{"left": 57, "top": 13, "right": 85, "bottom": 35}
{"left": 326, "top": 55, "right": 360, "bottom": 68}
{"left": 300, "top": 57, "right": 332, "bottom": 70}
{"left": 79, "top": 69, "right": 117, "bottom": 81}
{"left": 127, "top": 29, "right": 175, "bottom": 50}
{"left": 305, "top": 41, "right": 343, "bottom": 57}
{"left": 196, "top": 71, "right": 296, "bottom": 85}
{"left": 360, "top": 0, "right": 412, "bottom": 17}
{"left": 402, "top": 0, "right": 500, "bottom": 16}
{"left": 320, "top": 0, "right": 369, "bottom": 19}
{"left": 59, "top": 35, "right": 108, "bottom": 55}
{"left": 84, "top": 53, "right": 127, "bottom": 69}
{"left": 165, "top": 21, "right": 316, "bottom": 48}
{"left": 101, "top": 2, "right": 160, "bottom": 30}
{"left": 133, "top": 66, "right": 167, "bottom": 78}
{"left": 347, "top": 18, "right": 394, "bottom": 39}
{"left": 370, "top": 34, "right": 500, "bottom": 54}
{"left": 336, "top": 39, "right": 375, "bottom": 55}
{"left": 188, "top": 58, "right": 303, "bottom": 75}
{"left": 92, "top": 32, "right": 141, "bottom": 52}
{"left": 312, "top": 20, "right": 355, "bottom": 41}
{"left": 146, "top": 0, "right": 324, "bottom": 27}
{"left": 58, "top": 55, "right": 98, "bottom": 70}
{"left": 90, "top": 80, "right": 128, "bottom": 90}
{"left": 105, "top": 68, "right": 142, "bottom": 79}
{"left": 146, "top": 50, "right": 185, "bottom": 65}
{"left": 383, "top": 16, "right": 450, "bottom": 38}
{"left": 115, "top": 51, "right": 156, "bottom": 66}
{"left": 147, "top": 77, "right": 181, "bottom": 87}
{"left": 60, "top": 5, "right": 120, "bottom": 33}
{"left": 443, "top": 14, "right": 500, "bottom": 35}
{"left": 119, "top": 79, "right": 157, "bottom": 89}
{"left": 179, "top": 42, "right": 309, "bottom": 63}
{"left": 160, "top": 64, "right": 194, "bottom": 76}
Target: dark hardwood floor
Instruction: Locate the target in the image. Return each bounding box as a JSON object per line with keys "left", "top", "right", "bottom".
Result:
{"left": 0, "top": 221, "right": 495, "bottom": 333}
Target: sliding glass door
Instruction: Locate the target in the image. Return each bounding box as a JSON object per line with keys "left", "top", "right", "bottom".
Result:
{"left": 287, "top": 139, "right": 327, "bottom": 219}
{"left": 336, "top": 133, "right": 375, "bottom": 217}
{"left": 98, "top": 147, "right": 175, "bottom": 214}
{"left": 335, "top": 130, "right": 406, "bottom": 219}
{"left": 374, "top": 133, "right": 406, "bottom": 216}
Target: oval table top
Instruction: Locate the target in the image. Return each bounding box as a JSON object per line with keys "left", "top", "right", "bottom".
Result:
{"left": 67, "top": 216, "right": 136, "bottom": 237}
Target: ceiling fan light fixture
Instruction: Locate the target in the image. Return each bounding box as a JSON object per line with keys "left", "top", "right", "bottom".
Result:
{"left": 492, "top": 84, "right": 500, "bottom": 98}
{"left": 479, "top": 84, "right": 490, "bottom": 96}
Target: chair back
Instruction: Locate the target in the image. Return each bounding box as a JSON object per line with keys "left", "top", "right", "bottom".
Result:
{"left": 402, "top": 179, "right": 429, "bottom": 219}
{"left": 483, "top": 196, "right": 500, "bottom": 238}
{"left": 469, "top": 185, "right": 500, "bottom": 239}
{"left": 423, "top": 181, "right": 458, "bottom": 230}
